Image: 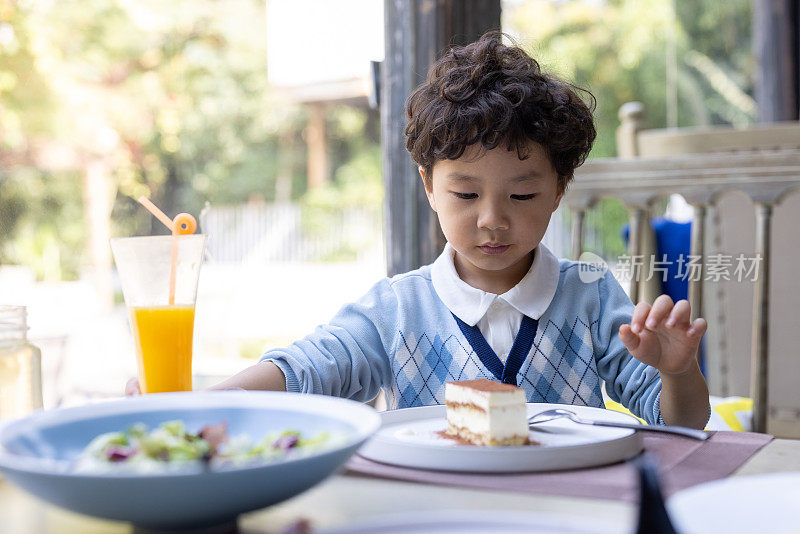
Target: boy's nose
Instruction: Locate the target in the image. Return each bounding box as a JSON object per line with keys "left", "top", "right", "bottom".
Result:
{"left": 477, "top": 203, "right": 510, "bottom": 231}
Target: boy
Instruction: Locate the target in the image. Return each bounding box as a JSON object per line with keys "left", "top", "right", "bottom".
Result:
{"left": 129, "top": 34, "right": 710, "bottom": 429}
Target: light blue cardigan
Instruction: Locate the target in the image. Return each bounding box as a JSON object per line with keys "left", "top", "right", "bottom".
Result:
{"left": 262, "top": 259, "right": 665, "bottom": 425}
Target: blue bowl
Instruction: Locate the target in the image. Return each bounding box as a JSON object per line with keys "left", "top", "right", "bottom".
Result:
{"left": 0, "top": 391, "right": 380, "bottom": 531}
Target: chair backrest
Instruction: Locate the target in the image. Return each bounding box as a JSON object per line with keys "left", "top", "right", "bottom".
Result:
{"left": 638, "top": 122, "right": 800, "bottom": 155}
{"left": 617, "top": 101, "right": 800, "bottom": 158}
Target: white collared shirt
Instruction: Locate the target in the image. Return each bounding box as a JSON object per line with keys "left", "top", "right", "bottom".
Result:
{"left": 430, "top": 242, "right": 560, "bottom": 363}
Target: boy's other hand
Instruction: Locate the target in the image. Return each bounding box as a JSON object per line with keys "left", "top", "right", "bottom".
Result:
{"left": 125, "top": 378, "right": 141, "bottom": 396}
{"left": 124, "top": 378, "right": 248, "bottom": 396}
{"left": 619, "top": 295, "right": 708, "bottom": 376}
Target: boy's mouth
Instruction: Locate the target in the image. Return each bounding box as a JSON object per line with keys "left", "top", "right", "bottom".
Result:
{"left": 478, "top": 243, "right": 510, "bottom": 255}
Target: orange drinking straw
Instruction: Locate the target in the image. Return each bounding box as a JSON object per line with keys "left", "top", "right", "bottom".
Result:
{"left": 136, "top": 196, "right": 197, "bottom": 305}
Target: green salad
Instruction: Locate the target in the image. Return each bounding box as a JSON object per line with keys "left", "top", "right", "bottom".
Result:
{"left": 73, "top": 420, "right": 333, "bottom": 473}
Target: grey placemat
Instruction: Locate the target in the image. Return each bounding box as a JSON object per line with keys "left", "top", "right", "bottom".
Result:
{"left": 345, "top": 431, "right": 773, "bottom": 502}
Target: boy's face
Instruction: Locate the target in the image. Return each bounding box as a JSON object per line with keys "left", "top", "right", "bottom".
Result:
{"left": 420, "top": 141, "right": 563, "bottom": 293}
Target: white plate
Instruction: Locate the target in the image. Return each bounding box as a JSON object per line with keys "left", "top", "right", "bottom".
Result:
{"left": 358, "top": 403, "right": 643, "bottom": 472}
{"left": 321, "top": 510, "right": 617, "bottom": 534}
{"left": 667, "top": 472, "right": 800, "bottom": 534}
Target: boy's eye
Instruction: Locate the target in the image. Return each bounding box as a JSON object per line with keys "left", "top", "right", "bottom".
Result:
{"left": 453, "top": 192, "right": 478, "bottom": 200}
{"left": 511, "top": 194, "right": 537, "bottom": 200}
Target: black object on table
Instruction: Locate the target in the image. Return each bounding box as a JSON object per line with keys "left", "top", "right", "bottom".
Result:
{"left": 634, "top": 454, "right": 679, "bottom": 534}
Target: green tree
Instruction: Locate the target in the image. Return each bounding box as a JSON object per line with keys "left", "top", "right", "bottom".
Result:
{"left": 503, "top": 0, "right": 752, "bottom": 259}
{"left": 1, "top": 0, "right": 385, "bottom": 281}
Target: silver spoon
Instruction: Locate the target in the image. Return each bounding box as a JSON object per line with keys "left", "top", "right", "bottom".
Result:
{"left": 528, "top": 408, "right": 710, "bottom": 440}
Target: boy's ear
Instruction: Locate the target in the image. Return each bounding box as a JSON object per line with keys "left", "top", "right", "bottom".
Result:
{"left": 419, "top": 166, "right": 437, "bottom": 212}
{"left": 552, "top": 179, "right": 566, "bottom": 212}
{"left": 552, "top": 189, "right": 563, "bottom": 212}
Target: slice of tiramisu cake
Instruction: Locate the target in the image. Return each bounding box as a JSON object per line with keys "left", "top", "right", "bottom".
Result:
{"left": 444, "top": 379, "right": 529, "bottom": 446}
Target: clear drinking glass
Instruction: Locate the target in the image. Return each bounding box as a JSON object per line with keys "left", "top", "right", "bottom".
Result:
{"left": 110, "top": 235, "right": 206, "bottom": 394}
{"left": 0, "top": 305, "right": 43, "bottom": 419}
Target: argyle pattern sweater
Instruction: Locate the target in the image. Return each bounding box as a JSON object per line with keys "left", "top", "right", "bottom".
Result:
{"left": 262, "top": 260, "right": 665, "bottom": 425}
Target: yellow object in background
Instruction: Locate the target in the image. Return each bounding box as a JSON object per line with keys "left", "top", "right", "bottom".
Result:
{"left": 130, "top": 305, "right": 195, "bottom": 393}
{"left": 604, "top": 396, "right": 754, "bottom": 431}
{"left": 708, "top": 396, "right": 753, "bottom": 432}
{"left": 604, "top": 399, "right": 646, "bottom": 424}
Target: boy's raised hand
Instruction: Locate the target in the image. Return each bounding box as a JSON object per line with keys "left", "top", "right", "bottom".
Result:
{"left": 619, "top": 294, "right": 708, "bottom": 376}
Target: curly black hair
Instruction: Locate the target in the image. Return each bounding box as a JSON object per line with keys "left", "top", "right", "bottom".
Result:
{"left": 405, "top": 32, "right": 596, "bottom": 192}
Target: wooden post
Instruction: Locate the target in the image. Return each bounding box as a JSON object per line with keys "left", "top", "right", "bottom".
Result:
{"left": 750, "top": 203, "right": 772, "bottom": 434}
{"left": 616, "top": 102, "right": 645, "bottom": 159}
{"left": 570, "top": 207, "right": 585, "bottom": 261}
{"left": 306, "top": 103, "right": 328, "bottom": 190}
{"left": 627, "top": 207, "right": 647, "bottom": 302}
{"left": 82, "top": 157, "right": 114, "bottom": 311}
{"left": 753, "top": 0, "right": 798, "bottom": 121}
{"left": 688, "top": 204, "right": 706, "bottom": 362}
{"left": 382, "top": 0, "right": 501, "bottom": 276}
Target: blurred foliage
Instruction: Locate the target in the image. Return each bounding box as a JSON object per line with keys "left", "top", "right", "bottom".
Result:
{"left": 0, "top": 0, "right": 379, "bottom": 278}
{"left": 0, "top": 168, "right": 84, "bottom": 280}
{"left": 300, "top": 136, "right": 382, "bottom": 262}
{"left": 505, "top": 0, "right": 753, "bottom": 158}
{"left": 504, "top": 0, "right": 752, "bottom": 259}
{"left": 0, "top": 0, "right": 755, "bottom": 277}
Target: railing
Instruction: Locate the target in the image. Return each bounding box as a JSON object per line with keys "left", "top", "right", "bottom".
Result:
{"left": 567, "top": 149, "right": 800, "bottom": 433}
{"left": 199, "top": 202, "right": 383, "bottom": 264}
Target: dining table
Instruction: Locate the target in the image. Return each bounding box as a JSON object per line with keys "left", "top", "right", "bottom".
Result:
{"left": 0, "top": 435, "right": 798, "bottom": 534}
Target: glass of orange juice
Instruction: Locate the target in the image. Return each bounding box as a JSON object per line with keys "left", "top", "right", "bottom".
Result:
{"left": 110, "top": 235, "right": 206, "bottom": 393}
